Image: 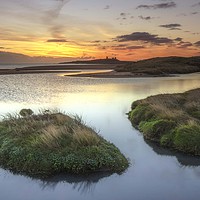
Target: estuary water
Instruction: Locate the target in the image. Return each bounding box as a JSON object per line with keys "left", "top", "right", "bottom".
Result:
{"left": 0, "top": 72, "right": 200, "bottom": 200}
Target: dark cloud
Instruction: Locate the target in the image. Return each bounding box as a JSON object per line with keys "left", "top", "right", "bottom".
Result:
{"left": 139, "top": 16, "right": 152, "bottom": 20}
{"left": 115, "top": 32, "right": 174, "bottom": 45}
{"left": 177, "top": 41, "right": 193, "bottom": 49}
{"left": 159, "top": 23, "right": 182, "bottom": 30}
{"left": 46, "top": 39, "right": 68, "bottom": 42}
{"left": 191, "top": 12, "right": 198, "bottom": 15}
{"left": 126, "top": 46, "right": 145, "bottom": 50}
{"left": 0, "top": 47, "right": 5, "bottom": 49}
{"left": 195, "top": 41, "right": 200, "bottom": 47}
{"left": 111, "top": 44, "right": 145, "bottom": 51}
{"left": 116, "top": 12, "right": 133, "bottom": 22}
{"left": 104, "top": 5, "right": 111, "bottom": 10}
{"left": 174, "top": 37, "right": 183, "bottom": 41}
{"left": 120, "top": 12, "right": 129, "bottom": 19}
{"left": 90, "top": 40, "right": 109, "bottom": 44}
{"left": 112, "top": 44, "right": 127, "bottom": 48}
{"left": 90, "top": 40, "right": 101, "bottom": 43}
{"left": 136, "top": 2, "right": 176, "bottom": 9}
{"left": 120, "top": 13, "right": 126, "bottom": 16}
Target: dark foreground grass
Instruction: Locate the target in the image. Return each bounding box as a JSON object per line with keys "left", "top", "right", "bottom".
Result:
{"left": 129, "top": 88, "right": 200, "bottom": 155}
{"left": 0, "top": 110, "right": 129, "bottom": 178}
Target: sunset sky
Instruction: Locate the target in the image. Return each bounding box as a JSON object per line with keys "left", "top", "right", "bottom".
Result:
{"left": 0, "top": 0, "right": 200, "bottom": 63}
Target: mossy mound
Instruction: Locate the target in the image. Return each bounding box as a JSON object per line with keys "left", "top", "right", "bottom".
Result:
{"left": 0, "top": 110, "right": 129, "bottom": 178}
{"left": 129, "top": 88, "right": 200, "bottom": 155}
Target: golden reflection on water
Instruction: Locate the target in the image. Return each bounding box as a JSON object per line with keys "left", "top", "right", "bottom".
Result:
{"left": 0, "top": 73, "right": 199, "bottom": 116}
{"left": 55, "top": 74, "right": 200, "bottom": 106}
{"left": 58, "top": 70, "right": 113, "bottom": 77}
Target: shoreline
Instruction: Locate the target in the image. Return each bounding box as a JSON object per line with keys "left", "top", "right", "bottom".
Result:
{"left": 0, "top": 64, "right": 198, "bottom": 78}
{"left": 63, "top": 70, "right": 175, "bottom": 78}
{"left": 0, "top": 64, "right": 116, "bottom": 76}
{"left": 0, "top": 66, "right": 175, "bottom": 78}
{"left": 0, "top": 69, "right": 175, "bottom": 78}
{"left": 0, "top": 69, "right": 82, "bottom": 75}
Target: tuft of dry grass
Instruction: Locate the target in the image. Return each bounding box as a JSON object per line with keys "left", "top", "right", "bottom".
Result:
{"left": 40, "top": 124, "right": 71, "bottom": 148}
{"left": 129, "top": 88, "right": 200, "bottom": 155}
{"left": 0, "top": 109, "right": 129, "bottom": 177}
{"left": 73, "top": 126, "right": 101, "bottom": 147}
{"left": 134, "top": 89, "right": 200, "bottom": 125}
{"left": 2, "top": 110, "right": 102, "bottom": 149}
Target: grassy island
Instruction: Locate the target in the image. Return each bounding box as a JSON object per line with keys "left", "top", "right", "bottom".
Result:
{"left": 0, "top": 110, "right": 129, "bottom": 178}
{"left": 129, "top": 88, "right": 200, "bottom": 155}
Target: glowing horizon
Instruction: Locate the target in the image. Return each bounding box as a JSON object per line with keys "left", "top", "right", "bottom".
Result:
{"left": 0, "top": 0, "right": 200, "bottom": 63}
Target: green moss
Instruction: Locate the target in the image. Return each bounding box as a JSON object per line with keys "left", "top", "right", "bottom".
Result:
{"left": 0, "top": 110, "right": 129, "bottom": 178}
{"left": 139, "top": 119, "right": 176, "bottom": 142}
{"left": 131, "top": 101, "right": 140, "bottom": 110}
{"left": 129, "top": 88, "right": 200, "bottom": 156}
{"left": 174, "top": 125, "right": 200, "bottom": 155}
{"left": 160, "top": 132, "right": 174, "bottom": 147}
{"left": 129, "top": 104, "right": 155, "bottom": 125}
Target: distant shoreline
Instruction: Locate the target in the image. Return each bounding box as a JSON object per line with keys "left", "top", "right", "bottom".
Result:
{"left": 63, "top": 70, "right": 174, "bottom": 78}
{"left": 0, "top": 66, "right": 174, "bottom": 78}
{"left": 0, "top": 64, "right": 116, "bottom": 76}
{"left": 0, "top": 66, "right": 196, "bottom": 78}
{"left": 1, "top": 56, "right": 200, "bottom": 78}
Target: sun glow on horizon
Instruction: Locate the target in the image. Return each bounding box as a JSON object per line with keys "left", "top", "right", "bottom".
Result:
{"left": 0, "top": 0, "right": 199, "bottom": 63}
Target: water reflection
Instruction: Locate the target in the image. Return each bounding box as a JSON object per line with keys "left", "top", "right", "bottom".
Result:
{"left": 0, "top": 73, "right": 200, "bottom": 200}
{"left": 145, "top": 140, "right": 200, "bottom": 166}
{"left": 39, "top": 172, "right": 114, "bottom": 194}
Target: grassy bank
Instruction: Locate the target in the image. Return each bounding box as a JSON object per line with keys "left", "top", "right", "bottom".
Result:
{"left": 129, "top": 88, "right": 200, "bottom": 155}
{"left": 0, "top": 109, "right": 129, "bottom": 178}
{"left": 116, "top": 56, "right": 200, "bottom": 76}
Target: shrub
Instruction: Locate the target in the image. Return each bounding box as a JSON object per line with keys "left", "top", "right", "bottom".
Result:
{"left": 174, "top": 125, "right": 200, "bottom": 155}
{"left": 129, "top": 104, "right": 155, "bottom": 125}
{"left": 160, "top": 132, "right": 174, "bottom": 147}
{"left": 139, "top": 119, "right": 176, "bottom": 141}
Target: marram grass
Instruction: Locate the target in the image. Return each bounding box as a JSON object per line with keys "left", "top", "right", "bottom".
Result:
{"left": 0, "top": 109, "right": 129, "bottom": 178}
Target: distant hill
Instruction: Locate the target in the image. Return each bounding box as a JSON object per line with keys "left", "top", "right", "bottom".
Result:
{"left": 115, "top": 56, "right": 200, "bottom": 75}
{"left": 60, "top": 58, "right": 129, "bottom": 65}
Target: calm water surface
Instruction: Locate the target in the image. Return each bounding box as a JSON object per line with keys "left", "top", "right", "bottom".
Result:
{"left": 0, "top": 73, "right": 200, "bottom": 200}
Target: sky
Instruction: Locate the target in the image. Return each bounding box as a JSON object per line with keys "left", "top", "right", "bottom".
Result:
{"left": 0, "top": 0, "right": 200, "bottom": 63}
